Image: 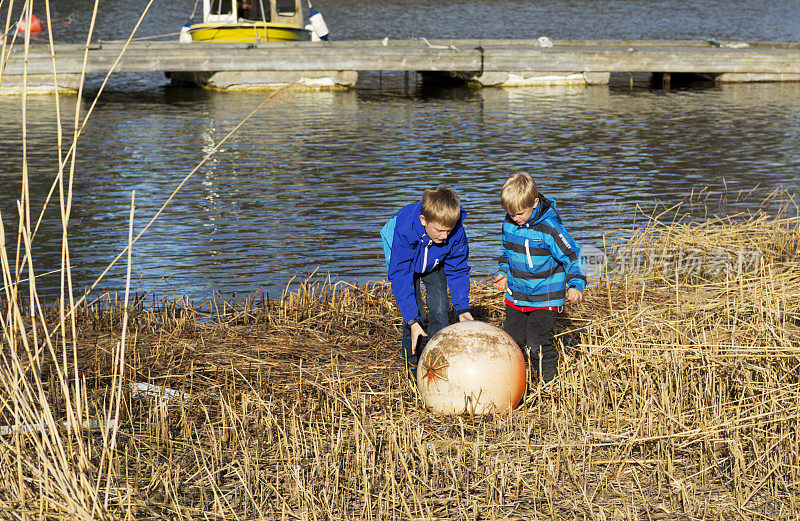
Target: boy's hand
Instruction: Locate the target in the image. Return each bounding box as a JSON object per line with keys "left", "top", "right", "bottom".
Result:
{"left": 458, "top": 312, "right": 474, "bottom": 321}
{"left": 492, "top": 274, "right": 507, "bottom": 291}
{"left": 410, "top": 322, "right": 427, "bottom": 355}
{"left": 566, "top": 287, "right": 583, "bottom": 304}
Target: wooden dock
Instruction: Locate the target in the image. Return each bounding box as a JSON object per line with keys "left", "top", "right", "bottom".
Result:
{"left": 3, "top": 38, "right": 800, "bottom": 91}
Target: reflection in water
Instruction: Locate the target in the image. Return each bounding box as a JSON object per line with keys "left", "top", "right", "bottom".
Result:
{"left": 1, "top": 1, "right": 800, "bottom": 302}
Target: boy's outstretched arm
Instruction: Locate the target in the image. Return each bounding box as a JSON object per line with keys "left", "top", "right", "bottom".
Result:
{"left": 544, "top": 222, "right": 587, "bottom": 303}
{"left": 443, "top": 222, "right": 472, "bottom": 318}
{"left": 495, "top": 226, "right": 511, "bottom": 291}
{"left": 388, "top": 232, "right": 423, "bottom": 325}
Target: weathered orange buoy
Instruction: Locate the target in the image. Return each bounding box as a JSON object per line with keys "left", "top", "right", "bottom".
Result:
{"left": 416, "top": 321, "right": 526, "bottom": 415}
{"left": 19, "top": 14, "right": 43, "bottom": 34}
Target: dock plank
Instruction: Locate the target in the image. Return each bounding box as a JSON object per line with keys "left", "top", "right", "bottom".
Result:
{"left": 2, "top": 39, "right": 799, "bottom": 76}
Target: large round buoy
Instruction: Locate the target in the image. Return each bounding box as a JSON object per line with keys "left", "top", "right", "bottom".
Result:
{"left": 416, "top": 321, "right": 526, "bottom": 415}
{"left": 19, "top": 14, "right": 43, "bottom": 34}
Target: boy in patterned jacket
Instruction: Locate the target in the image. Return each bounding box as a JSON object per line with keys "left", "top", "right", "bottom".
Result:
{"left": 381, "top": 187, "right": 474, "bottom": 370}
{"left": 492, "top": 173, "right": 586, "bottom": 383}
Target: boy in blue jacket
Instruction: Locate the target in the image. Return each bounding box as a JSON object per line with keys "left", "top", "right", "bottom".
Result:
{"left": 492, "top": 173, "right": 586, "bottom": 383}
{"left": 381, "top": 186, "right": 474, "bottom": 370}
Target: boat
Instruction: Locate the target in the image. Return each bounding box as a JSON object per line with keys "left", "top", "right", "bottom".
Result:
{"left": 186, "top": 0, "right": 319, "bottom": 43}
{"left": 168, "top": 0, "right": 349, "bottom": 90}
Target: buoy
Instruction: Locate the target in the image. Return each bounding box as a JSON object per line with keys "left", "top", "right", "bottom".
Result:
{"left": 304, "top": 24, "right": 321, "bottom": 42}
{"left": 307, "top": 2, "right": 329, "bottom": 41}
{"left": 179, "top": 23, "right": 192, "bottom": 43}
{"left": 416, "top": 321, "right": 526, "bottom": 415}
{"left": 19, "top": 14, "right": 42, "bottom": 34}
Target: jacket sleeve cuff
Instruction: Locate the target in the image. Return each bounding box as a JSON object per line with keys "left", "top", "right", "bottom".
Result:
{"left": 406, "top": 317, "right": 420, "bottom": 327}
{"left": 568, "top": 279, "right": 586, "bottom": 292}
{"left": 455, "top": 307, "right": 471, "bottom": 315}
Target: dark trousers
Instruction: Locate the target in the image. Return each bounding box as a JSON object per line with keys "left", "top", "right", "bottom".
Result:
{"left": 401, "top": 265, "right": 449, "bottom": 367}
{"left": 504, "top": 304, "right": 557, "bottom": 383}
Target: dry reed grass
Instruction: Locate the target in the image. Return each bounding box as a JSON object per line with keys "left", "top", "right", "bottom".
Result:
{"left": 2, "top": 193, "right": 799, "bottom": 520}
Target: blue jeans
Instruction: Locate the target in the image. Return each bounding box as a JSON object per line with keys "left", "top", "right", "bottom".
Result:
{"left": 401, "top": 265, "right": 449, "bottom": 367}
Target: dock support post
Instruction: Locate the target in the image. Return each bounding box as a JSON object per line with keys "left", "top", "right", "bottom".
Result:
{"left": 662, "top": 72, "right": 671, "bottom": 90}
{"left": 404, "top": 71, "right": 409, "bottom": 95}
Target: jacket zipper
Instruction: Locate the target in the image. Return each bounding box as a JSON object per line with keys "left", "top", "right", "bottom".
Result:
{"left": 422, "top": 239, "right": 433, "bottom": 272}
{"left": 524, "top": 238, "right": 533, "bottom": 268}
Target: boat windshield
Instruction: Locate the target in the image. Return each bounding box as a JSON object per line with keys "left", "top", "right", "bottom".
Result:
{"left": 237, "top": 0, "right": 270, "bottom": 21}
{"left": 211, "top": 0, "right": 233, "bottom": 15}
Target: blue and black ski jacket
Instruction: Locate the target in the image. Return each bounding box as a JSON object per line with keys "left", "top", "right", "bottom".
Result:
{"left": 497, "top": 195, "right": 586, "bottom": 308}
{"left": 381, "top": 201, "right": 471, "bottom": 324}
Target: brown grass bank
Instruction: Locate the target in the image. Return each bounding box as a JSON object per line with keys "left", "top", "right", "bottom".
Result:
{"left": 2, "top": 202, "right": 800, "bottom": 520}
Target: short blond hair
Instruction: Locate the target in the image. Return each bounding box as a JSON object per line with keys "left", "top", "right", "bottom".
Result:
{"left": 421, "top": 186, "right": 461, "bottom": 228}
{"left": 501, "top": 173, "right": 538, "bottom": 213}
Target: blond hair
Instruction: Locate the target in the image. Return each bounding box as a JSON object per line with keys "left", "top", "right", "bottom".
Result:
{"left": 421, "top": 186, "right": 461, "bottom": 228}
{"left": 501, "top": 173, "right": 538, "bottom": 213}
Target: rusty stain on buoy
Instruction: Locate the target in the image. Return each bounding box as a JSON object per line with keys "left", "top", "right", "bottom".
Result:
{"left": 421, "top": 350, "right": 449, "bottom": 392}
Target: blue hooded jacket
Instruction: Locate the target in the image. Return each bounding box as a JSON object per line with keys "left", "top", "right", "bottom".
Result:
{"left": 497, "top": 195, "right": 586, "bottom": 308}
{"left": 381, "top": 201, "right": 471, "bottom": 324}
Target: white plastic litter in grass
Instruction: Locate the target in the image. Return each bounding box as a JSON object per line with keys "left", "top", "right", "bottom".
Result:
{"left": 129, "top": 382, "right": 188, "bottom": 400}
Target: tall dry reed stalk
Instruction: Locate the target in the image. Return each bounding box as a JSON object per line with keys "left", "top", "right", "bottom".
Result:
{"left": 0, "top": 1, "right": 297, "bottom": 518}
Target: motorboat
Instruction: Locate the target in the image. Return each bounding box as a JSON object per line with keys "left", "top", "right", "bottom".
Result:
{"left": 186, "top": 0, "right": 326, "bottom": 43}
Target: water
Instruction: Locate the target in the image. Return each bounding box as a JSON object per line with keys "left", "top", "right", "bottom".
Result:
{"left": 2, "top": 1, "right": 800, "bottom": 303}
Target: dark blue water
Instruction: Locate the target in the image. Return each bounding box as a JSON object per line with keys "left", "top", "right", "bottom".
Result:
{"left": 1, "top": 1, "right": 799, "bottom": 303}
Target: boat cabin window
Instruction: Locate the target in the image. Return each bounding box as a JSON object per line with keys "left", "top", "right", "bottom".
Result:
{"left": 275, "top": 0, "right": 296, "bottom": 16}
{"left": 211, "top": 0, "right": 233, "bottom": 15}
{"left": 236, "top": 0, "right": 269, "bottom": 21}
